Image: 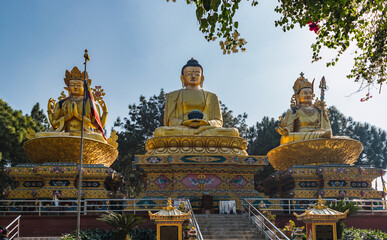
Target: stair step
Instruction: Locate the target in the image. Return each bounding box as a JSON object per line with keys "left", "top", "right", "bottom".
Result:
{"left": 195, "top": 214, "right": 266, "bottom": 240}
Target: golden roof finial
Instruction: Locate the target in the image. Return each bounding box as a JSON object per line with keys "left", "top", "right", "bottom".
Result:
{"left": 163, "top": 197, "right": 176, "bottom": 211}
{"left": 315, "top": 195, "right": 327, "bottom": 210}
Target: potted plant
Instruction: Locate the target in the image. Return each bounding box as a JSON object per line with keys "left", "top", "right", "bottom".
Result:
{"left": 98, "top": 211, "right": 145, "bottom": 240}
{"left": 282, "top": 220, "right": 296, "bottom": 238}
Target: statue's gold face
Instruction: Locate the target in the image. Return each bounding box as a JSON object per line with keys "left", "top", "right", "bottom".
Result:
{"left": 68, "top": 79, "right": 84, "bottom": 97}
{"left": 297, "top": 87, "right": 313, "bottom": 105}
{"left": 182, "top": 66, "right": 203, "bottom": 88}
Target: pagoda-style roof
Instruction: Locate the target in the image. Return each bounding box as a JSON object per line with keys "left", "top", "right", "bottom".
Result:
{"left": 294, "top": 196, "right": 348, "bottom": 222}
{"left": 149, "top": 198, "right": 191, "bottom": 222}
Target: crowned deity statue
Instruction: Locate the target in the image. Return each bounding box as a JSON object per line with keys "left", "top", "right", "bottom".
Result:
{"left": 275, "top": 73, "right": 332, "bottom": 145}
{"left": 45, "top": 66, "right": 108, "bottom": 142}
{"left": 154, "top": 58, "right": 239, "bottom": 137}
{"left": 268, "top": 73, "right": 362, "bottom": 170}
{"left": 24, "top": 64, "right": 118, "bottom": 165}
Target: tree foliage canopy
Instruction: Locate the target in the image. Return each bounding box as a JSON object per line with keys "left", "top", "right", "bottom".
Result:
{"left": 0, "top": 100, "right": 48, "bottom": 197}
{"left": 167, "top": 0, "right": 387, "bottom": 92}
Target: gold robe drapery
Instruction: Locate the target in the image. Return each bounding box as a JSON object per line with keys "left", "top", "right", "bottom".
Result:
{"left": 154, "top": 89, "right": 238, "bottom": 137}
{"left": 280, "top": 107, "right": 331, "bottom": 145}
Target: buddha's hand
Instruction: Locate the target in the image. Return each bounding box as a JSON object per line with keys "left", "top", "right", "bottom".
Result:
{"left": 72, "top": 102, "right": 79, "bottom": 116}
{"left": 275, "top": 126, "right": 288, "bottom": 136}
{"left": 182, "top": 119, "right": 209, "bottom": 128}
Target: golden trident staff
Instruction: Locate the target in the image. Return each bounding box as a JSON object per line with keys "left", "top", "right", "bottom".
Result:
{"left": 319, "top": 76, "right": 327, "bottom": 128}
{"left": 77, "top": 49, "right": 90, "bottom": 240}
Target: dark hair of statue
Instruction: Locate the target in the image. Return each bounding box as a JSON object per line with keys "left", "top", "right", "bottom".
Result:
{"left": 181, "top": 58, "right": 203, "bottom": 75}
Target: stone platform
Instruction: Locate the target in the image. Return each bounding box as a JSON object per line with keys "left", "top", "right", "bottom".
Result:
{"left": 5, "top": 162, "right": 115, "bottom": 200}
{"left": 260, "top": 164, "right": 385, "bottom": 199}
{"left": 135, "top": 154, "right": 268, "bottom": 210}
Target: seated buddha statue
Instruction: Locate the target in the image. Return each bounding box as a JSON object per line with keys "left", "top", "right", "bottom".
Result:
{"left": 276, "top": 73, "right": 332, "bottom": 145}
{"left": 45, "top": 66, "right": 108, "bottom": 141}
{"left": 154, "top": 58, "right": 239, "bottom": 137}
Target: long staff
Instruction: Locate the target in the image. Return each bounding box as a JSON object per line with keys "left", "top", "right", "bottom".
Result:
{"left": 319, "top": 76, "right": 327, "bottom": 128}
{"left": 77, "top": 49, "right": 90, "bottom": 240}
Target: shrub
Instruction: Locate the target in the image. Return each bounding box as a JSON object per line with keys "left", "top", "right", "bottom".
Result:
{"left": 61, "top": 229, "right": 114, "bottom": 240}
{"left": 341, "top": 227, "right": 387, "bottom": 240}
{"left": 130, "top": 228, "right": 156, "bottom": 240}
{"left": 61, "top": 228, "right": 156, "bottom": 240}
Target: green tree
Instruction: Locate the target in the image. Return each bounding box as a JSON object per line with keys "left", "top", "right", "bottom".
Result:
{"left": 113, "top": 90, "right": 167, "bottom": 196}
{"left": 167, "top": 0, "right": 387, "bottom": 92}
{"left": 220, "top": 102, "right": 248, "bottom": 137}
{"left": 30, "top": 102, "right": 50, "bottom": 130}
{"left": 246, "top": 116, "right": 281, "bottom": 189}
{"left": 329, "top": 106, "right": 387, "bottom": 168}
{"left": 0, "top": 99, "right": 47, "bottom": 197}
{"left": 246, "top": 116, "right": 281, "bottom": 155}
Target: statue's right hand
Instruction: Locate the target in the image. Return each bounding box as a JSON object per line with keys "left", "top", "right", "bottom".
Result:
{"left": 275, "top": 126, "right": 288, "bottom": 136}
{"left": 47, "top": 98, "right": 56, "bottom": 113}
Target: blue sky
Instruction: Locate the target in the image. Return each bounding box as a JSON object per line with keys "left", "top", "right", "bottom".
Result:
{"left": 1, "top": 0, "right": 387, "bottom": 133}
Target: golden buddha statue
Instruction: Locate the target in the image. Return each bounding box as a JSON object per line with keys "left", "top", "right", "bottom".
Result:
{"left": 268, "top": 73, "right": 362, "bottom": 171}
{"left": 44, "top": 66, "right": 107, "bottom": 142}
{"left": 154, "top": 58, "right": 239, "bottom": 137}
{"left": 276, "top": 73, "right": 332, "bottom": 145}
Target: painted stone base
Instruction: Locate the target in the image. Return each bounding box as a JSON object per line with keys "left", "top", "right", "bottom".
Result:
{"left": 135, "top": 154, "right": 268, "bottom": 210}
{"left": 5, "top": 162, "right": 114, "bottom": 200}
{"left": 261, "top": 164, "right": 385, "bottom": 199}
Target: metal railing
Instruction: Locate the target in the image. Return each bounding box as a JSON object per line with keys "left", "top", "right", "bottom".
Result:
{"left": 0, "top": 198, "right": 173, "bottom": 215}
{"left": 242, "top": 199, "right": 289, "bottom": 240}
{"left": 184, "top": 199, "right": 203, "bottom": 240}
{"left": 6, "top": 215, "right": 21, "bottom": 240}
{"left": 243, "top": 198, "right": 387, "bottom": 214}
{"left": 1, "top": 198, "right": 386, "bottom": 215}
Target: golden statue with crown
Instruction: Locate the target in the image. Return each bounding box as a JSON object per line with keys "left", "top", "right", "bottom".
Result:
{"left": 268, "top": 73, "right": 363, "bottom": 171}
{"left": 23, "top": 65, "right": 118, "bottom": 166}
{"left": 46, "top": 66, "right": 108, "bottom": 141}
{"left": 5, "top": 52, "right": 121, "bottom": 200}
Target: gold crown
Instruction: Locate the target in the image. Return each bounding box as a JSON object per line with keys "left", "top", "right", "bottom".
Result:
{"left": 64, "top": 66, "right": 90, "bottom": 86}
{"left": 293, "top": 73, "right": 312, "bottom": 94}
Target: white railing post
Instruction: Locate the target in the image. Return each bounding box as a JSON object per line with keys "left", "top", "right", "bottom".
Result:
{"left": 84, "top": 200, "right": 87, "bottom": 215}
{"left": 288, "top": 200, "right": 291, "bottom": 214}
{"left": 38, "top": 201, "right": 41, "bottom": 216}
{"left": 249, "top": 204, "right": 251, "bottom": 219}
{"left": 133, "top": 199, "right": 136, "bottom": 214}
{"left": 17, "top": 216, "right": 20, "bottom": 239}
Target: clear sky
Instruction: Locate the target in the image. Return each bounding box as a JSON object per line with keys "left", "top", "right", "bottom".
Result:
{"left": 1, "top": 0, "right": 387, "bottom": 133}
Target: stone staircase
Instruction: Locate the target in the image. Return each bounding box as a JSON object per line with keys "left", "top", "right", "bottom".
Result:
{"left": 195, "top": 214, "right": 264, "bottom": 240}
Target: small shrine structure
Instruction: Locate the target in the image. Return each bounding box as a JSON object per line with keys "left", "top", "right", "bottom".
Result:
{"left": 149, "top": 198, "right": 191, "bottom": 240}
{"left": 294, "top": 196, "right": 348, "bottom": 240}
